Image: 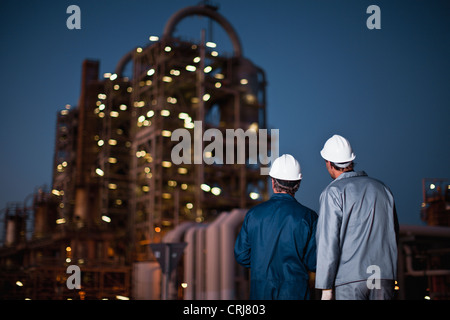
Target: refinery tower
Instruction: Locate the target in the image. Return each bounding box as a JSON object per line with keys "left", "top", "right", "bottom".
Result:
{"left": 0, "top": 4, "right": 270, "bottom": 299}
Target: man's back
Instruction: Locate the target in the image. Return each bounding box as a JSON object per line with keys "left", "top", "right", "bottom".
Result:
{"left": 235, "top": 193, "right": 317, "bottom": 299}
{"left": 316, "top": 171, "right": 399, "bottom": 289}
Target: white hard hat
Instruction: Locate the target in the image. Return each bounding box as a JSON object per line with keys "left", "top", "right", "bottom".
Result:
{"left": 269, "top": 154, "right": 302, "bottom": 181}
{"left": 320, "top": 134, "right": 356, "bottom": 163}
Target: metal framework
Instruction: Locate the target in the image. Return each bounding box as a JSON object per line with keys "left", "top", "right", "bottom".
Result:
{"left": 0, "top": 4, "right": 268, "bottom": 299}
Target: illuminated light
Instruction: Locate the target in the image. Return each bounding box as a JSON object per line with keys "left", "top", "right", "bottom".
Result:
{"left": 61, "top": 110, "right": 69, "bottom": 115}
{"left": 193, "top": 56, "right": 201, "bottom": 63}
{"left": 215, "top": 82, "right": 222, "bottom": 88}
{"left": 108, "top": 183, "right": 117, "bottom": 190}
{"left": 154, "top": 227, "right": 161, "bottom": 233}
{"left": 136, "top": 47, "right": 143, "bottom": 53}
{"left": 184, "top": 122, "right": 195, "bottom": 129}
{"left": 109, "top": 73, "right": 118, "bottom": 81}
{"left": 214, "top": 73, "right": 224, "bottom": 80}
{"left": 115, "top": 199, "right": 122, "bottom": 205}
{"left": 108, "top": 157, "right": 117, "bottom": 164}
{"left": 52, "top": 189, "right": 61, "bottom": 196}
{"left": 97, "top": 139, "right": 104, "bottom": 147}
{"left": 206, "top": 41, "right": 217, "bottom": 48}
{"left": 201, "top": 184, "right": 211, "bottom": 192}
{"left": 134, "top": 101, "right": 145, "bottom": 107}
{"left": 66, "top": 246, "right": 72, "bottom": 252}
{"left": 162, "top": 193, "right": 172, "bottom": 199}
{"left": 211, "top": 51, "right": 218, "bottom": 57}
{"left": 424, "top": 295, "right": 431, "bottom": 300}
{"left": 162, "top": 161, "right": 172, "bottom": 168}
{"left": 203, "top": 93, "right": 211, "bottom": 101}
{"left": 96, "top": 168, "right": 104, "bottom": 176}
{"left": 116, "top": 295, "right": 130, "bottom": 300}
{"left": 102, "top": 215, "right": 111, "bottom": 223}
{"left": 430, "top": 184, "right": 436, "bottom": 190}
{"left": 66, "top": 258, "right": 71, "bottom": 263}
{"left": 394, "top": 285, "right": 400, "bottom": 291}
{"left": 146, "top": 80, "right": 152, "bottom": 86}
{"left": 62, "top": 161, "right": 67, "bottom": 167}
{"left": 147, "top": 68, "right": 155, "bottom": 76}
{"left": 167, "top": 97, "right": 177, "bottom": 104}
{"left": 245, "top": 93, "right": 257, "bottom": 104}
{"left": 181, "top": 282, "right": 188, "bottom": 289}
{"left": 186, "top": 203, "right": 193, "bottom": 210}
{"left": 191, "top": 97, "right": 200, "bottom": 104}
{"left": 249, "top": 122, "right": 259, "bottom": 132}
{"left": 110, "top": 111, "right": 119, "bottom": 117}
{"left": 164, "top": 46, "right": 172, "bottom": 52}
{"left": 160, "top": 109, "right": 170, "bottom": 117}
{"left": 113, "top": 84, "right": 120, "bottom": 90}
{"left": 16, "top": 281, "right": 23, "bottom": 287}
{"left": 149, "top": 35, "right": 159, "bottom": 41}
{"left": 138, "top": 115, "right": 146, "bottom": 122}
{"left": 142, "top": 185, "right": 150, "bottom": 192}
{"left": 103, "top": 73, "right": 111, "bottom": 79}
{"left": 147, "top": 110, "right": 154, "bottom": 117}
{"left": 162, "top": 76, "right": 172, "bottom": 82}
{"left": 204, "top": 151, "right": 212, "bottom": 158}
{"left": 56, "top": 218, "right": 66, "bottom": 225}
{"left": 181, "top": 184, "right": 188, "bottom": 190}
{"left": 211, "top": 187, "right": 221, "bottom": 196}
{"left": 186, "top": 65, "right": 196, "bottom": 72}
{"left": 170, "top": 69, "right": 180, "bottom": 76}
{"left": 168, "top": 180, "right": 177, "bottom": 187}
{"left": 144, "top": 167, "right": 151, "bottom": 173}
{"left": 143, "top": 120, "right": 151, "bottom": 126}
{"left": 108, "top": 139, "right": 117, "bottom": 146}
{"left": 240, "top": 78, "right": 248, "bottom": 85}
{"left": 162, "top": 130, "right": 172, "bottom": 137}
{"left": 178, "top": 167, "right": 188, "bottom": 174}
{"left": 119, "top": 104, "right": 127, "bottom": 111}
{"left": 136, "top": 150, "right": 147, "bottom": 158}
{"left": 99, "top": 104, "right": 105, "bottom": 111}
{"left": 127, "top": 87, "right": 133, "bottom": 93}
{"left": 204, "top": 66, "right": 212, "bottom": 73}
{"left": 249, "top": 192, "right": 260, "bottom": 200}
{"left": 98, "top": 93, "right": 107, "bottom": 100}
{"left": 98, "top": 112, "right": 105, "bottom": 118}
{"left": 178, "top": 112, "right": 189, "bottom": 119}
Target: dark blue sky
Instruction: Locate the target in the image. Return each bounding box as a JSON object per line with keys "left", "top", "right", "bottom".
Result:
{"left": 0, "top": 0, "right": 449, "bottom": 225}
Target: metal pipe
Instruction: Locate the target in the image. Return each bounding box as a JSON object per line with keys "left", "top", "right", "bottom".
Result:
{"left": 162, "top": 5, "right": 243, "bottom": 58}
{"left": 220, "top": 209, "right": 247, "bottom": 299}
{"left": 403, "top": 245, "right": 450, "bottom": 277}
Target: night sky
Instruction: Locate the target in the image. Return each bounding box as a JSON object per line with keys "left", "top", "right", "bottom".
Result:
{"left": 0, "top": 0, "right": 449, "bottom": 226}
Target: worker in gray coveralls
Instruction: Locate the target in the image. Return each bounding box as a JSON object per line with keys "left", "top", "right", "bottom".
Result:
{"left": 315, "top": 134, "right": 399, "bottom": 300}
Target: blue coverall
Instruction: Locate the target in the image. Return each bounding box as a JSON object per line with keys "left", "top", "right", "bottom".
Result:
{"left": 234, "top": 193, "right": 318, "bottom": 300}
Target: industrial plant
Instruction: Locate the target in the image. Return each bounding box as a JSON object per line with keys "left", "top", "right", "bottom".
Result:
{"left": 0, "top": 4, "right": 449, "bottom": 300}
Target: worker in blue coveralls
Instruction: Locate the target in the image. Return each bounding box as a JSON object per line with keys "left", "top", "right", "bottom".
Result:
{"left": 234, "top": 154, "right": 318, "bottom": 300}
{"left": 315, "top": 135, "right": 399, "bottom": 300}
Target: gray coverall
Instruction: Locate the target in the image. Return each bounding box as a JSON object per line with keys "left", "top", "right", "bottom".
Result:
{"left": 315, "top": 171, "right": 399, "bottom": 300}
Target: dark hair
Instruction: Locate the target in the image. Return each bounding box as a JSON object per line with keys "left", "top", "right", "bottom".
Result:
{"left": 272, "top": 178, "right": 301, "bottom": 195}
{"left": 330, "top": 161, "right": 355, "bottom": 172}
